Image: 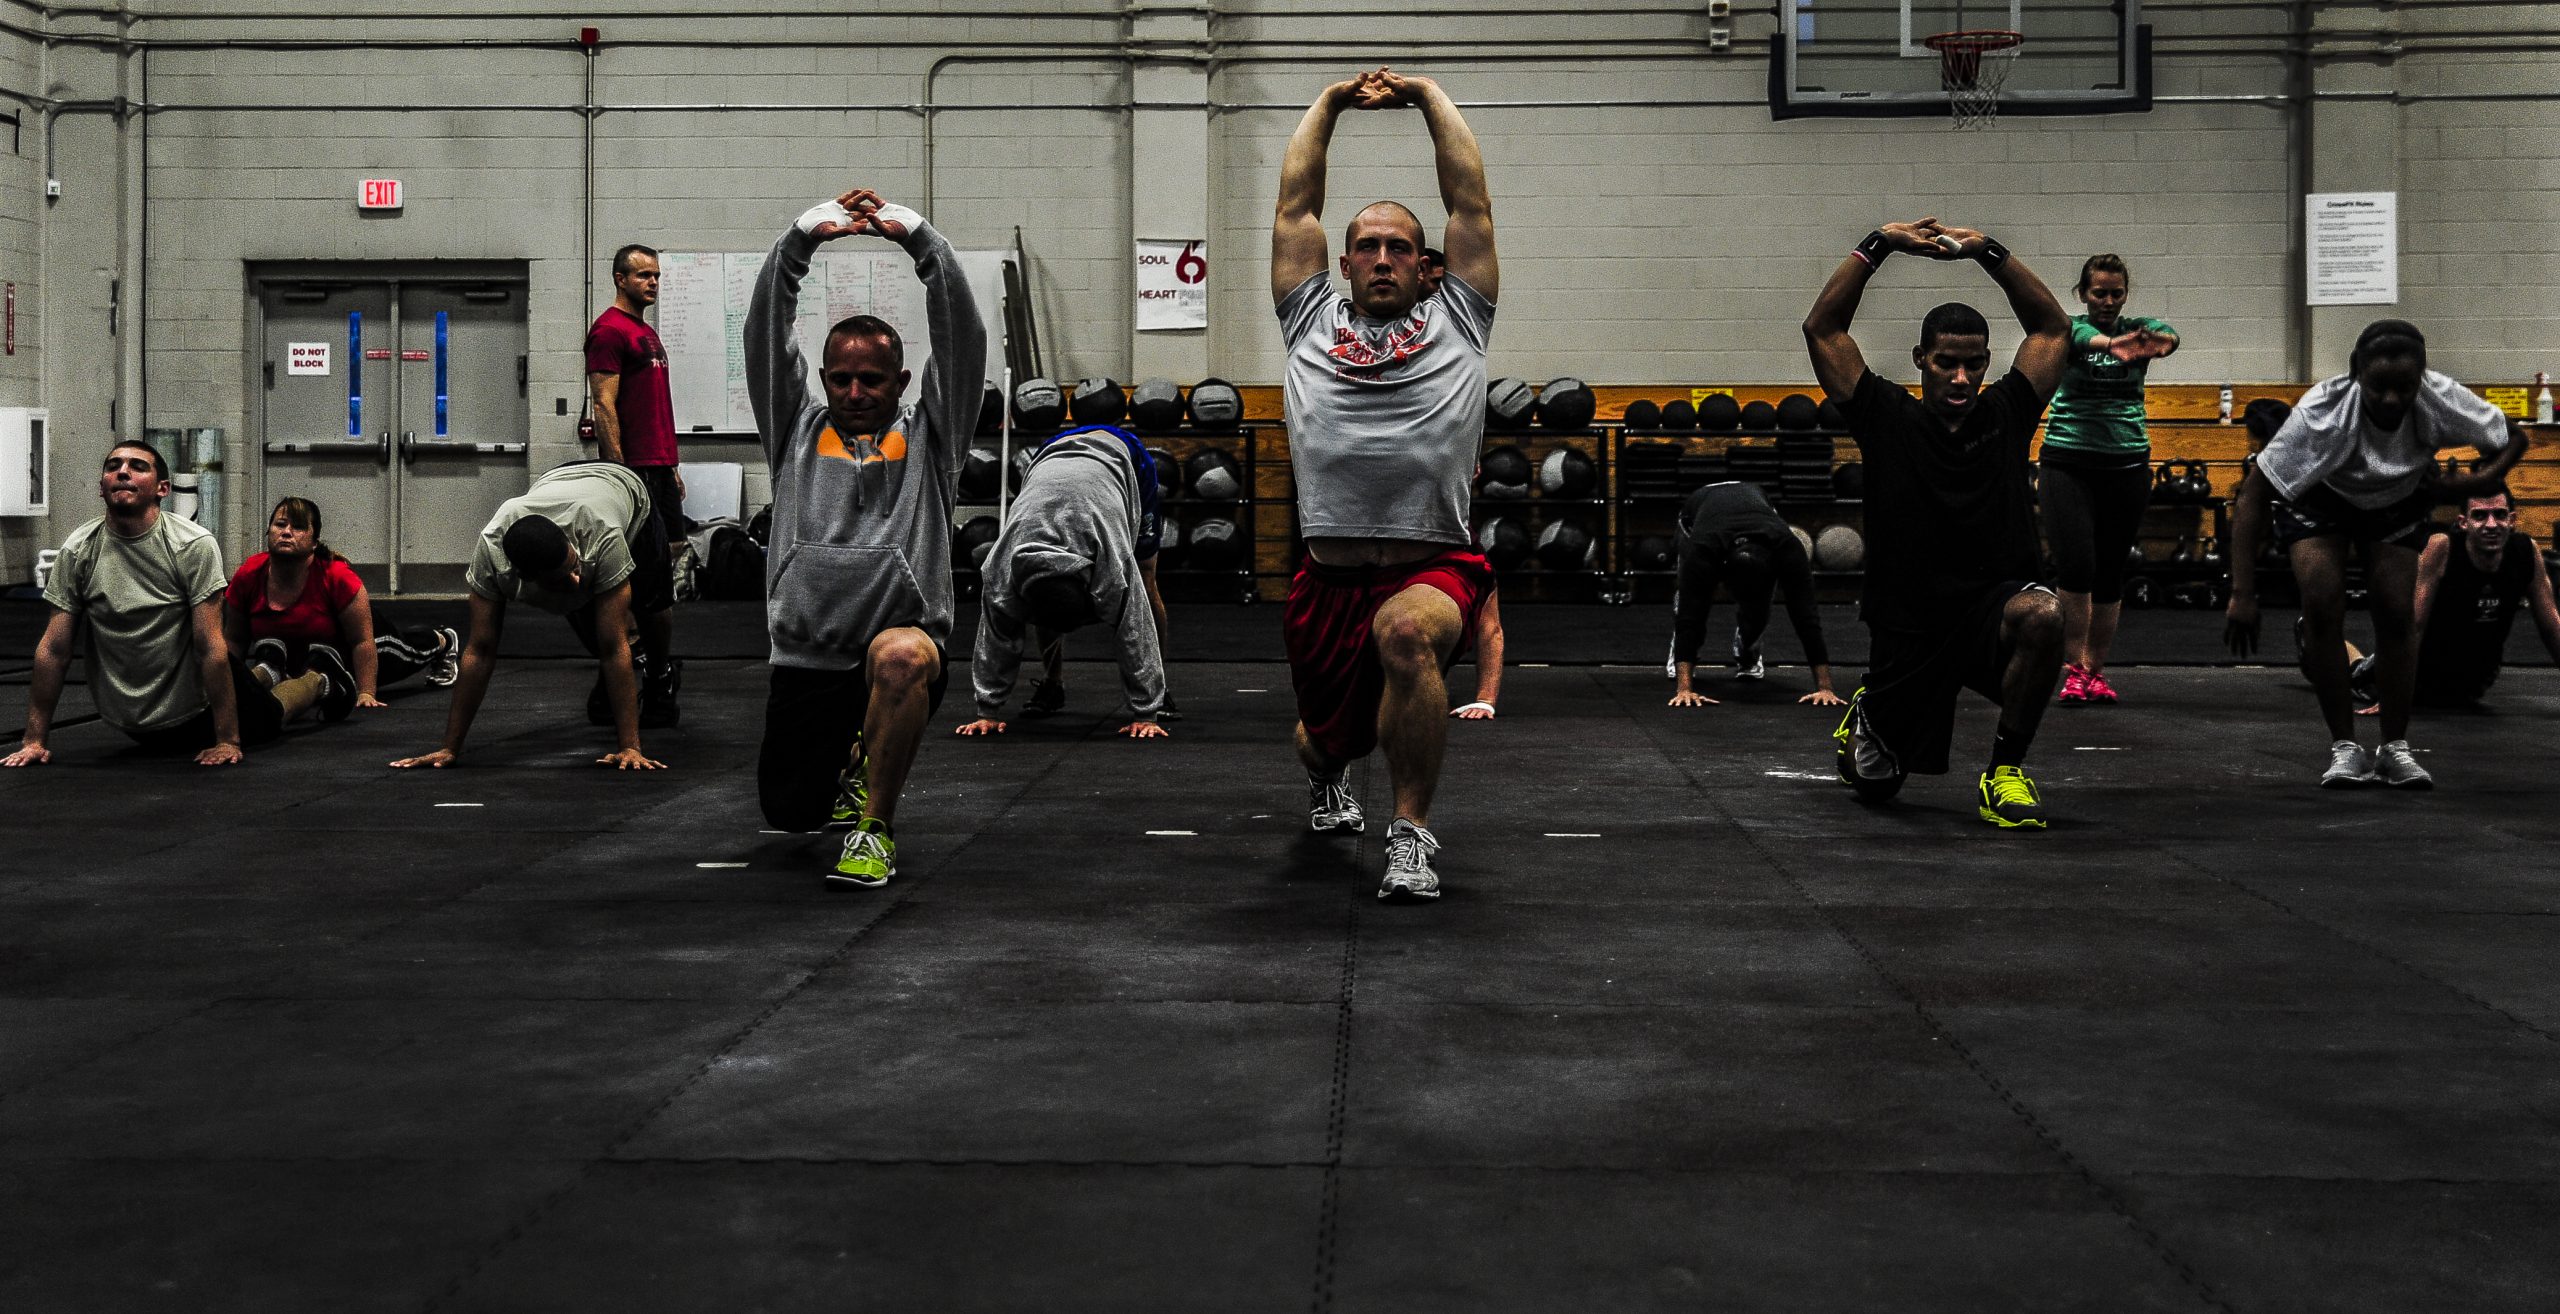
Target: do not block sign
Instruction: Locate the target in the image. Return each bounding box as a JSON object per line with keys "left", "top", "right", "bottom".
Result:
{"left": 287, "top": 342, "right": 332, "bottom": 376}
{"left": 1136, "top": 238, "right": 1207, "bottom": 332}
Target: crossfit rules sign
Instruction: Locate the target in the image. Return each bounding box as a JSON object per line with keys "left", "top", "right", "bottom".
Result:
{"left": 287, "top": 342, "right": 331, "bottom": 376}
{"left": 1135, "top": 238, "right": 1208, "bottom": 332}
{"left": 2306, "top": 192, "right": 2397, "bottom": 307}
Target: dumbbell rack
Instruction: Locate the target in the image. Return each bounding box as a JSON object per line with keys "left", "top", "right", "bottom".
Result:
{"left": 1607, "top": 422, "right": 1864, "bottom": 606}
{"left": 2121, "top": 488, "right": 2235, "bottom": 612}
{"left": 1151, "top": 422, "right": 1266, "bottom": 605}
{"left": 1468, "top": 426, "right": 1614, "bottom": 602}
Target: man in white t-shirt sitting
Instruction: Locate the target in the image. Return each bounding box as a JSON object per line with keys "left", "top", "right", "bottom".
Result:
{"left": 2225, "top": 319, "right": 2527, "bottom": 789}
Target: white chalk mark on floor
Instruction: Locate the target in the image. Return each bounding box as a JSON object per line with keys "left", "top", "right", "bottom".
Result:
{"left": 2073, "top": 746, "right": 2127, "bottom": 751}
{"left": 433, "top": 802, "right": 484, "bottom": 808}
{"left": 1763, "top": 769, "right": 1835, "bottom": 781}
{"left": 1236, "top": 688, "right": 1268, "bottom": 693}
{"left": 696, "top": 862, "right": 749, "bottom": 869}
{"left": 1545, "top": 832, "right": 1602, "bottom": 838}
{"left": 1146, "top": 829, "right": 1197, "bottom": 836}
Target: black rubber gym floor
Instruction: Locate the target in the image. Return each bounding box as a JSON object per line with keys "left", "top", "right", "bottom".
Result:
{"left": 3, "top": 607, "right": 2558, "bottom": 1310}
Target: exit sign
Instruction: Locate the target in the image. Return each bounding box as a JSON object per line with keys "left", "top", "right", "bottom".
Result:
{"left": 358, "top": 179, "right": 404, "bottom": 210}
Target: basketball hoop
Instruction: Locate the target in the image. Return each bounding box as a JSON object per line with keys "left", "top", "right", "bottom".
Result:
{"left": 1924, "top": 29, "right": 2023, "bottom": 131}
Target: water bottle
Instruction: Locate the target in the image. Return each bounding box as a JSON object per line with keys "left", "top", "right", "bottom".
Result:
{"left": 2218, "top": 385, "right": 2234, "bottom": 424}
{"left": 2536, "top": 371, "right": 2553, "bottom": 424}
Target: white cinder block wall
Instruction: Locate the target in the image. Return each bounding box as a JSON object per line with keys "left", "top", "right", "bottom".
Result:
{"left": 3, "top": 1, "right": 2557, "bottom": 580}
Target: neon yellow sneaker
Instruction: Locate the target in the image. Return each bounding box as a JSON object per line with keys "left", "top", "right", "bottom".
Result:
{"left": 829, "top": 759, "right": 869, "bottom": 828}
{"left": 830, "top": 817, "right": 894, "bottom": 888}
{"left": 1977, "top": 766, "right": 2047, "bottom": 830}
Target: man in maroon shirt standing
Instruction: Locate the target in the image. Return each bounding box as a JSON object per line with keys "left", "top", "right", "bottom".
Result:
{"left": 587, "top": 243, "right": 684, "bottom": 556}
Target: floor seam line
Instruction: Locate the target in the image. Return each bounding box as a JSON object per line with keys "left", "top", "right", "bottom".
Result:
{"left": 1308, "top": 756, "right": 1370, "bottom": 1314}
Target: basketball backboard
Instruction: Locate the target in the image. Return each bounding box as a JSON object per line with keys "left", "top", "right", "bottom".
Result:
{"left": 1770, "top": 0, "right": 2150, "bottom": 120}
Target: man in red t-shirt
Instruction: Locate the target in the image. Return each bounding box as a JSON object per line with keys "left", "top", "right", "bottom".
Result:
{"left": 586, "top": 243, "right": 684, "bottom": 560}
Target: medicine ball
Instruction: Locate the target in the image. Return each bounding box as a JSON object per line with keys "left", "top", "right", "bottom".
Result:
{"left": 1069, "top": 377, "right": 1126, "bottom": 425}
{"left": 1537, "top": 447, "right": 1597, "bottom": 498}
{"left": 1789, "top": 523, "right": 1814, "bottom": 557}
{"left": 1816, "top": 398, "right": 1845, "bottom": 430}
{"left": 1186, "top": 448, "right": 1242, "bottom": 501}
{"left": 958, "top": 446, "right": 1001, "bottom": 500}
{"left": 1146, "top": 446, "right": 1179, "bottom": 498}
{"left": 1697, "top": 393, "right": 1742, "bottom": 431}
{"left": 1813, "top": 525, "right": 1864, "bottom": 571}
{"left": 976, "top": 384, "right": 1004, "bottom": 435}
{"left": 1487, "top": 377, "right": 1535, "bottom": 430}
{"left": 1012, "top": 377, "right": 1065, "bottom": 432}
{"left": 1536, "top": 377, "right": 1596, "bottom": 431}
{"left": 1660, "top": 399, "right": 1698, "bottom": 431}
{"left": 1830, "top": 461, "right": 1865, "bottom": 499}
{"left": 1129, "top": 378, "right": 1184, "bottom": 432}
{"left": 1187, "top": 517, "right": 1243, "bottom": 570}
{"left": 1623, "top": 399, "right": 1662, "bottom": 431}
{"left": 1632, "top": 534, "right": 1676, "bottom": 571}
{"left": 2243, "top": 397, "right": 2292, "bottom": 443}
{"left": 1776, "top": 393, "right": 1821, "bottom": 431}
{"left": 1536, "top": 518, "right": 1596, "bottom": 571}
{"left": 1479, "top": 516, "right": 1531, "bottom": 571}
{"left": 1187, "top": 377, "right": 1243, "bottom": 431}
{"left": 954, "top": 515, "right": 1001, "bottom": 571}
{"left": 1740, "top": 399, "right": 1780, "bottom": 431}
{"left": 1478, "top": 445, "right": 1532, "bottom": 499}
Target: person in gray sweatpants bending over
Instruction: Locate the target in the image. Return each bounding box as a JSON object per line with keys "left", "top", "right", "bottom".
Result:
{"left": 955, "top": 424, "right": 1169, "bottom": 741}
{"left": 748, "top": 186, "right": 987, "bottom": 888}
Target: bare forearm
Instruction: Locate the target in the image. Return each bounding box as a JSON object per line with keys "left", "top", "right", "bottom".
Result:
{"left": 353, "top": 638, "right": 380, "bottom": 698}
{"left": 1988, "top": 253, "right": 2069, "bottom": 339}
{"left": 1473, "top": 630, "right": 1504, "bottom": 704}
{"left": 2230, "top": 471, "right": 2270, "bottom": 598}
{"left": 1277, "top": 91, "right": 1347, "bottom": 220}
{"left": 1417, "top": 81, "right": 1489, "bottom": 217}
{"left": 1805, "top": 255, "right": 1873, "bottom": 339}
{"left": 201, "top": 651, "right": 242, "bottom": 745}
{"left": 20, "top": 644, "right": 67, "bottom": 742}
{"left": 601, "top": 639, "right": 642, "bottom": 752}
{"left": 594, "top": 403, "right": 624, "bottom": 462}
{"left": 1673, "top": 660, "right": 1696, "bottom": 696}
{"left": 440, "top": 649, "right": 498, "bottom": 752}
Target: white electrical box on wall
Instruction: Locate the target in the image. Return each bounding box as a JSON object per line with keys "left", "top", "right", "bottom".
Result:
{"left": 0, "top": 407, "right": 51, "bottom": 516}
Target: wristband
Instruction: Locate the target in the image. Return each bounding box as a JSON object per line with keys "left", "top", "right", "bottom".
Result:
{"left": 1851, "top": 231, "right": 1892, "bottom": 269}
{"left": 1971, "top": 237, "right": 2010, "bottom": 271}
{"left": 794, "top": 200, "right": 853, "bottom": 236}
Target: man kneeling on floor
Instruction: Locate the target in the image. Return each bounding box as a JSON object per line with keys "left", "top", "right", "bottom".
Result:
{"left": 7, "top": 440, "right": 350, "bottom": 767}
{"left": 390, "top": 461, "right": 677, "bottom": 771}
{"left": 957, "top": 424, "right": 1169, "bottom": 741}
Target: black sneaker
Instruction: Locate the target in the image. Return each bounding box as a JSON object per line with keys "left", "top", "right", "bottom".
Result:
{"left": 425, "top": 627, "right": 462, "bottom": 687}
{"left": 1156, "top": 692, "right": 1183, "bottom": 722}
{"left": 248, "top": 637, "right": 290, "bottom": 686}
{"left": 1022, "top": 679, "right": 1067, "bottom": 719}
{"left": 306, "top": 643, "right": 359, "bottom": 722}
{"left": 640, "top": 657, "right": 681, "bottom": 729}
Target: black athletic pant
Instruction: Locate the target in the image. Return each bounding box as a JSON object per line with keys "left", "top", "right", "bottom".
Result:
{"left": 2037, "top": 450, "right": 2152, "bottom": 605}
{"left": 756, "top": 658, "right": 949, "bottom": 832}
{"left": 372, "top": 627, "right": 452, "bottom": 686}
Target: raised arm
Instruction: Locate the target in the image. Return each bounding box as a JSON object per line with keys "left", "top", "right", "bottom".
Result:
{"left": 1, "top": 610, "right": 76, "bottom": 766}
{"left": 749, "top": 189, "right": 877, "bottom": 461}
{"left": 1273, "top": 79, "right": 1362, "bottom": 304}
{"left": 866, "top": 196, "right": 988, "bottom": 465}
{"left": 1931, "top": 223, "right": 2071, "bottom": 399}
{"left": 1384, "top": 71, "right": 1497, "bottom": 303}
{"left": 1804, "top": 222, "right": 1944, "bottom": 402}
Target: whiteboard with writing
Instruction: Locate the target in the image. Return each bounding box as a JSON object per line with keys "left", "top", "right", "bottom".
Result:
{"left": 655, "top": 247, "right": 1010, "bottom": 435}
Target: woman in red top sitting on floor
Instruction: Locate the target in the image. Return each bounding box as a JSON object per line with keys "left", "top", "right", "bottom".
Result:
{"left": 223, "top": 496, "right": 459, "bottom": 712}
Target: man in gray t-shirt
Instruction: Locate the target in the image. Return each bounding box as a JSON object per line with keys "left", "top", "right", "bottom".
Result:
{"left": 1271, "top": 68, "right": 1500, "bottom": 902}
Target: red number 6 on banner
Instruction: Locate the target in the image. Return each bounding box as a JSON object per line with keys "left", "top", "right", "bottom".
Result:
{"left": 1174, "top": 241, "right": 1207, "bottom": 285}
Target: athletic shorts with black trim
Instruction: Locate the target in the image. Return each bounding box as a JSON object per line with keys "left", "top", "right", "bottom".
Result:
{"left": 1850, "top": 580, "right": 2048, "bottom": 778}
{"left": 2271, "top": 484, "right": 2436, "bottom": 552}
{"left": 756, "top": 657, "right": 950, "bottom": 832}
{"left": 1283, "top": 549, "right": 1493, "bottom": 765}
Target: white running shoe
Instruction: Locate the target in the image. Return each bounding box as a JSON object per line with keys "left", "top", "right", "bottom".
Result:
{"left": 1664, "top": 637, "right": 1679, "bottom": 681}
{"left": 1379, "top": 818, "right": 1442, "bottom": 901}
{"left": 1308, "top": 773, "right": 1364, "bottom": 834}
{"left": 2374, "top": 739, "right": 2433, "bottom": 789}
{"left": 426, "top": 627, "right": 462, "bottom": 687}
{"left": 1733, "top": 628, "right": 1765, "bottom": 680}
{"left": 2320, "top": 740, "right": 2376, "bottom": 789}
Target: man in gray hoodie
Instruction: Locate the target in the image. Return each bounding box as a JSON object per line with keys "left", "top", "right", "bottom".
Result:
{"left": 748, "top": 187, "right": 987, "bottom": 888}
{"left": 956, "top": 425, "right": 1168, "bottom": 740}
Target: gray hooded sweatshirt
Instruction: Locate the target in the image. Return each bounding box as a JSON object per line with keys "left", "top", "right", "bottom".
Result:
{"left": 747, "top": 207, "right": 987, "bottom": 669}
{"left": 972, "top": 432, "right": 1166, "bottom": 719}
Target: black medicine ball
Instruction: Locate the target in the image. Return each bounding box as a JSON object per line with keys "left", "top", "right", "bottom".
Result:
{"left": 1185, "top": 448, "right": 1242, "bottom": 501}
{"left": 1487, "top": 377, "right": 1536, "bottom": 429}
{"left": 2243, "top": 397, "right": 2292, "bottom": 442}
{"left": 1477, "top": 445, "right": 1532, "bottom": 499}
{"left": 1012, "top": 378, "right": 1065, "bottom": 432}
{"left": 1660, "top": 399, "right": 1698, "bottom": 431}
{"left": 954, "top": 514, "right": 1001, "bottom": 570}
{"left": 1816, "top": 398, "right": 1845, "bottom": 430}
{"left": 1187, "top": 377, "right": 1243, "bottom": 431}
{"left": 1535, "top": 518, "right": 1595, "bottom": 571}
{"left": 1830, "top": 461, "right": 1865, "bottom": 499}
{"left": 1697, "top": 393, "right": 1742, "bottom": 431}
{"left": 1623, "top": 399, "right": 1662, "bottom": 430}
{"left": 1478, "top": 516, "right": 1531, "bottom": 571}
{"left": 1740, "top": 399, "right": 1779, "bottom": 431}
{"left": 958, "top": 446, "right": 1000, "bottom": 500}
{"left": 1146, "top": 446, "right": 1178, "bottom": 498}
{"left": 1187, "top": 517, "right": 1242, "bottom": 570}
{"left": 1069, "top": 377, "right": 1126, "bottom": 425}
{"left": 1632, "top": 534, "right": 1675, "bottom": 571}
{"left": 1536, "top": 377, "right": 1596, "bottom": 431}
{"left": 1129, "top": 378, "right": 1184, "bottom": 432}
{"left": 1537, "top": 447, "right": 1596, "bottom": 498}
{"left": 1776, "top": 393, "right": 1821, "bottom": 431}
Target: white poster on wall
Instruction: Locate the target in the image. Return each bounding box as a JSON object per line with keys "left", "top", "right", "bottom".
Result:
{"left": 2306, "top": 192, "right": 2398, "bottom": 306}
{"left": 286, "top": 342, "right": 331, "bottom": 376}
{"left": 1135, "top": 238, "right": 1208, "bottom": 331}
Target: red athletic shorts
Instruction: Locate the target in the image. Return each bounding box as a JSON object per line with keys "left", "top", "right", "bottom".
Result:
{"left": 1284, "top": 549, "right": 1495, "bottom": 764}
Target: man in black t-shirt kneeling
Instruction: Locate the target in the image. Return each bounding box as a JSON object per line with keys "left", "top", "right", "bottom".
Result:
{"left": 1803, "top": 218, "right": 2073, "bottom": 829}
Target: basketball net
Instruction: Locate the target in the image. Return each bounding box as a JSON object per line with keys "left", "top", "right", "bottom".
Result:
{"left": 1925, "top": 30, "right": 2023, "bottom": 131}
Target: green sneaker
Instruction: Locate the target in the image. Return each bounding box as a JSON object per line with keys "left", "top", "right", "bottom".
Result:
{"left": 829, "top": 759, "right": 869, "bottom": 828}
{"left": 830, "top": 817, "right": 894, "bottom": 887}
{"left": 1977, "top": 765, "right": 2047, "bottom": 830}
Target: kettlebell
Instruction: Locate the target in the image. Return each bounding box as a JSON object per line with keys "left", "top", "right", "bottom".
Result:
{"left": 2183, "top": 461, "right": 2213, "bottom": 505}
{"left": 2152, "top": 462, "right": 2180, "bottom": 505}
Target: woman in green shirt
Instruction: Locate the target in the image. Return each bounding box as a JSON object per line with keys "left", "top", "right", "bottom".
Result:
{"left": 2039, "top": 253, "right": 2177, "bottom": 704}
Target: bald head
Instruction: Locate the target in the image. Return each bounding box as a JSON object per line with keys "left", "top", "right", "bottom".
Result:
{"left": 1340, "top": 201, "right": 1429, "bottom": 319}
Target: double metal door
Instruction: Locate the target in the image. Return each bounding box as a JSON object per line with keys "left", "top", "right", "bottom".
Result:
{"left": 255, "top": 275, "right": 530, "bottom": 594}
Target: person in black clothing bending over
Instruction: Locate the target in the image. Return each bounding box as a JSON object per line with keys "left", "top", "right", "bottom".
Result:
{"left": 2343, "top": 486, "right": 2560, "bottom": 713}
{"left": 1663, "top": 480, "right": 1840, "bottom": 709}
{"left": 1803, "top": 217, "right": 2072, "bottom": 829}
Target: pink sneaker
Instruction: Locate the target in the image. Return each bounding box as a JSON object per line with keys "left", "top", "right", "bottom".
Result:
{"left": 2057, "top": 664, "right": 2091, "bottom": 705}
{"left": 2084, "top": 670, "right": 2120, "bottom": 704}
